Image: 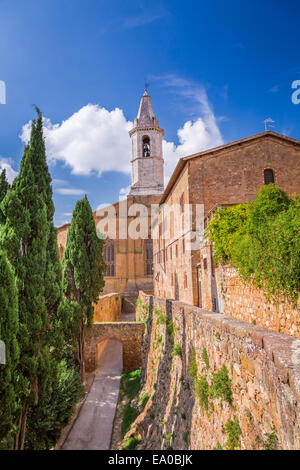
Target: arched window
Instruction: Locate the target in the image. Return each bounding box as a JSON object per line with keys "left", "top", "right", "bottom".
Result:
{"left": 104, "top": 239, "right": 115, "bottom": 276}
{"left": 142, "top": 136, "right": 150, "bottom": 157}
{"left": 264, "top": 168, "right": 275, "bottom": 185}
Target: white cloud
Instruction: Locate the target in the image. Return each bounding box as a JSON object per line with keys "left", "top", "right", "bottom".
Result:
{"left": 55, "top": 188, "right": 86, "bottom": 196}
{"left": 20, "top": 105, "right": 133, "bottom": 177}
{"left": 20, "top": 78, "right": 223, "bottom": 187}
{"left": 0, "top": 158, "right": 18, "bottom": 183}
{"left": 96, "top": 202, "right": 113, "bottom": 210}
{"left": 121, "top": 12, "right": 165, "bottom": 29}
{"left": 119, "top": 185, "right": 131, "bottom": 200}
{"left": 158, "top": 76, "right": 224, "bottom": 181}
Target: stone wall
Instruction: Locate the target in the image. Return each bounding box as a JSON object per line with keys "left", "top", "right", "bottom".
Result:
{"left": 215, "top": 266, "right": 300, "bottom": 339}
{"left": 93, "top": 293, "right": 122, "bottom": 323}
{"left": 126, "top": 292, "right": 300, "bottom": 450}
{"left": 84, "top": 321, "right": 145, "bottom": 373}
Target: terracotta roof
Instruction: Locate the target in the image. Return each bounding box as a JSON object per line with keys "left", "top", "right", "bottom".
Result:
{"left": 160, "top": 131, "right": 300, "bottom": 205}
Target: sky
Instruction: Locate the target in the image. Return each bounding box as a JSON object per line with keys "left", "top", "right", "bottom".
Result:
{"left": 0, "top": 0, "right": 300, "bottom": 226}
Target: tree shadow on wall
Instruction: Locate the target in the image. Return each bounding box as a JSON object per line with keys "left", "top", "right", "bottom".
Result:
{"left": 139, "top": 301, "right": 197, "bottom": 450}
{"left": 172, "top": 307, "right": 195, "bottom": 450}
{"left": 138, "top": 299, "right": 176, "bottom": 449}
{"left": 140, "top": 296, "right": 154, "bottom": 386}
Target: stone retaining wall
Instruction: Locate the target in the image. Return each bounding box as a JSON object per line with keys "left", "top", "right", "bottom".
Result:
{"left": 215, "top": 266, "right": 300, "bottom": 339}
{"left": 128, "top": 292, "right": 300, "bottom": 450}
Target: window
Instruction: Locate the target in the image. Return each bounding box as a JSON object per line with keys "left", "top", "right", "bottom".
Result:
{"left": 143, "top": 136, "right": 150, "bottom": 157}
{"left": 264, "top": 168, "right": 275, "bottom": 185}
{"left": 203, "top": 258, "right": 208, "bottom": 270}
{"left": 170, "top": 246, "right": 172, "bottom": 260}
{"left": 104, "top": 239, "right": 115, "bottom": 276}
{"left": 180, "top": 192, "right": 185, "bottom": 214}
{"left": 176, "top": 244, "right": 178, "bottom": 257}
{"left": 146, "top": 239, "right": 153, "bottom": 275}
{"left": 184, "top": 273, "right": 187, "bottom": 289}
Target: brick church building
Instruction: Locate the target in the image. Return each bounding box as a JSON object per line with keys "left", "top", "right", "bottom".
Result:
{"left": 58, "top": 90, "right": 164, "bottom": 311}
{"left": 58, "top": 90, "right": 300, "bottom": 312}
{"left": 153, "top": 131, "right": 300, "bottom": 307}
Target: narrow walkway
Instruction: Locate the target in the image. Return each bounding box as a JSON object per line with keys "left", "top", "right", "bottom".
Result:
{"left": 62, "top": 340, "right": 123, "bottom": 450}
{"left": 120, "top": 311, "right": 136, "bottom": 322}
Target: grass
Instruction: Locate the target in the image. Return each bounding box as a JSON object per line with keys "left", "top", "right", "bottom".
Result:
{"left": 139, "top": 392, "right": 149, "bottom": 409}
{"left": 172, "top": 344, "right": 182, "bottom": 357}
{"left": 119, "top": 369, "right": 142, "bottom": 439}
{"left": 121, "top": 436, "right": 141, "bottom": 450}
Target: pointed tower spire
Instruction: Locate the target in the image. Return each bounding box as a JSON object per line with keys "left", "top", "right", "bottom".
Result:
{"left": 129, "top": 91, "right": 164, "bottom": 196}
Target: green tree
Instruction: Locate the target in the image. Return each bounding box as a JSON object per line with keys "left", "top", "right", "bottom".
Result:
{"left": 62, "top": 196, "right": 105, "bottom": 382}
{"left": 0, "top": 251, "right": 19, "bottom": 449}
{"left": 0, "top": 169, "right": 10, "bottom": 225}
{"left": 26, "top": 108, "right": 63, "bottom": 339}
{"left": 1, "top": 141, "right": 49, "bottom": 449}
{"left": 1, "top": 108, "right": 86, "bottom": 449}
{"left": 207, "top": 184, "right": 300, "bottom": 306}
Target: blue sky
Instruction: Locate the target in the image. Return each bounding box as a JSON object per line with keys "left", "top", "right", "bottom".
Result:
{"left": 0, "top": 0, "right": 299, "bottom": 226}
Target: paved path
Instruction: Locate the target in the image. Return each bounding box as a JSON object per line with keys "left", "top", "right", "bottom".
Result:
{"left": 62, "top": 340, "right": 123, "bottom": 450}
{"left": 120, "top": 311, "right": 136, "bottom": 322}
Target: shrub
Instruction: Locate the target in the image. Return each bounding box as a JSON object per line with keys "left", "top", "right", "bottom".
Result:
{"left": 201, "top": 348, "right": 209, "bottom": 370}
{"left": 225, "top": 417, "right": 241, "bottom": 450}
{"left": 210, "top": 365, "right": 233, "bottom": 405}
{"left": 25, "top": 360, "right": 83, "bottom": 450}
{"left": 207, "top": 185, "right": 300, "bottom": 306}
{"left": 122, "top": 405, "right": 139, "bottom": 438}
{"left": 264, "top": 430, "right": 278, "bottom": 450}
{"left": 195, "top": 376, "right": 209, "bottom": 411}
{"left": 172, "top": 344, "right": 182, "bottom": 357}
{"left": 139, "top": 392, "right": 149, "bottom": 409}
{"left": 121, "top": 436, "right": 141, "bottom": 450}
{"left": 188, "top": 348, "right": 198, "bottom": 382}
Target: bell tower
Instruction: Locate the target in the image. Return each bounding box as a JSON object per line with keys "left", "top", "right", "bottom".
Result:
{"left": 129, "top": 90, "right": 164, "bottom": 195}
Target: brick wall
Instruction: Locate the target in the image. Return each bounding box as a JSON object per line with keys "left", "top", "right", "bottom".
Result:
{"left": 125, "top": 291, "right": 300, "bottom": 450}
{"left": 57, "top": 194, "right": 159, "bottom": 303}
{"left": 93, "top": 293, "right": 122, "bottom": 323}
{"left": 153, "top": 134, "right": 300, "bottom": 307}
{"left": 84, "top": 321, "right": 145, "bottom": 372}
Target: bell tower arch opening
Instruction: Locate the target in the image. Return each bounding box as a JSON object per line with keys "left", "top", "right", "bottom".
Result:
{"left": 142, "top": 135, "right": 151, "bottom": 157}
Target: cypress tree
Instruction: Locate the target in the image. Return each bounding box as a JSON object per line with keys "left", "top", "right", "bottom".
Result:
{"left": 0, "top": 251, "right": 19, "bottom": 449}
{"left": 62, "top": 196, "right": 105, "bottom": 382}
{"left": 21, "top": 109, "right": 83, "bottom": 449}
{"left": 1, "top": 109, "right": 84, "bottom": 449}
{"left": 0, "top": 169, "right": 9, "bottom": 225}
{"left": 27, "top": 108, "right": 62, "bottom": 329}
{"left": 1, "top": 140, "right": 49, "bottom": 449}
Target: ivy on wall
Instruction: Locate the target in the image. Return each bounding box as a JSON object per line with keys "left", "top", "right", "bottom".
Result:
{"left": 207, "top": 184, "right": 300, "bottom": 306}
